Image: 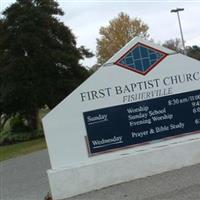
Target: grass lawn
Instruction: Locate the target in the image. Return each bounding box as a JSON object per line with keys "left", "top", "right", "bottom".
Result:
{"left": 0, "top": 138, "right": 47, "bottom": 162}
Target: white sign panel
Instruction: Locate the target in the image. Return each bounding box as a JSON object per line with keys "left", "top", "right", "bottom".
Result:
{"left": 42, "top": 37, "right": 200, "bottom": 200}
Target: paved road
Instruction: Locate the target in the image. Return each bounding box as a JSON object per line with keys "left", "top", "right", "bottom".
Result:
{"left": 0, "top": 150, "right": 50, "bottom": 200}
{"left": 1, "top": 149, "right": 200, "bottom": 200}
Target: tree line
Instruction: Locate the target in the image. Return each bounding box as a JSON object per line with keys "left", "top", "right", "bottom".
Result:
{"left": 0, "top": 1, "right": 199, "bottom": 133}
{"left": 96, "top": 12, "right": 200, "bottom": 66}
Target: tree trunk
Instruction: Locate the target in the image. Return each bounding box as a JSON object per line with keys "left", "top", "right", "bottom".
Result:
{"left": 26, "top": 108, "right": 39, "bottom": 131}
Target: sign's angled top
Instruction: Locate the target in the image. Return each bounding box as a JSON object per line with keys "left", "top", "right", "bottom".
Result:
{"left": 115, "top": 43, "right": 168, "bottom": 75}
{"left": 104, "top": 37, "right": 176, "bottom": 75}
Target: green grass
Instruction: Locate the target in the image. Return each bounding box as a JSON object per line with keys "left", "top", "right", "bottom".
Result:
{"left": 0, "top": 138, "right": 47, "bottom": 161}
{"left": 0, "top": 108, "right": 49, "bottom": 161}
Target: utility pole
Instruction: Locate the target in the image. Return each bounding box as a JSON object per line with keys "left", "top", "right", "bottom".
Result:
{"left": 171, "top": 8, "right": 187, "bottom": 55}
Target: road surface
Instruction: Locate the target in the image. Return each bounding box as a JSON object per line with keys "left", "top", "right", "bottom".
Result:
{"left": 1, "top": 149, "right": 200, "bottom": 200}
{"left": 0, "top": 150, "right": 50, "bottom": 200}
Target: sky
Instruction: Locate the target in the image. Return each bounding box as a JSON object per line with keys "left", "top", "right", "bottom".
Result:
{"left": 1, "top": 0, "right": 200, "bottom": 67}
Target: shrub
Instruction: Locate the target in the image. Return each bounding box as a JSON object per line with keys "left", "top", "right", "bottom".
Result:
{"left": 0, "top": 130, "right": 44, "bottom": 146}
{"left": 10, "top": 115, "right": 28, "bottom": 133}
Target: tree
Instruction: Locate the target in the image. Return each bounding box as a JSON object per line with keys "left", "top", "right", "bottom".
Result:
{"left": 163, "top": 38, "right": 183, "bottom": 53}
{"left": 0, "top": 0, "right": 93, "bottom": 130}
{"left": 163, "top": 38, "right": 200, "bottom": 61}
{"left": 187, "top": 45, "right": 200, "bottom": 61}
{"left": 96, "top": 12, "right": 149, "bottom": 65}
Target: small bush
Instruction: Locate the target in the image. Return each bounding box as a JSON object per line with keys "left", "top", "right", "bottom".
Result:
{"left": 10, "top": 115, "right": 28, "bottom": 133}
{"left": 0, "top": 112, "right": 45, "bottom": 146}
{"left": 0, "top": 130, "right": 44, "bottom": 146}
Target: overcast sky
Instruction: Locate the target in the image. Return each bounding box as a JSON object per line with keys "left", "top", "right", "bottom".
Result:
{"left": 1, "top": 0, "right": 200, "bottom": 67}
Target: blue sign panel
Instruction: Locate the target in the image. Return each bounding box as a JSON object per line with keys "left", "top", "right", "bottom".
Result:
{"left": 83, "top": 89, "right": 200, "bottom": 156}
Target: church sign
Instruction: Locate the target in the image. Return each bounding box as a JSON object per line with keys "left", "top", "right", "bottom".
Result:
{"left": 42, "top": 37, "right": 200, "bottom": 200}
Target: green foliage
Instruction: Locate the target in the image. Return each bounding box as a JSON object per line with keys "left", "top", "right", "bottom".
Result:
{"left": 0, "top": 0, "right": 93, "bottom": 130}
{"left": 10, "top": 115, "right": 27, "bottom": 133}
{"left": 0, "top": 109, "right": 48, "bottom": 145}
{"left": 0, "top": 129, "right": 44, "bottom": 145}
{"left": 163, "top": 38, "right": 200, "bottom": 61}
{"left": 187, "top": 45, "right": 200, "bottom": 61}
